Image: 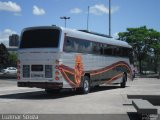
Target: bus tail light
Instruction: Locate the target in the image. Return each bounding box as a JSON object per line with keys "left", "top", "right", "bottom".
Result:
{"left": 55, "top": 76, "right": 59, "bottom": 81}
{"left": 17, "top": 60, "right": 20, "bottom": 80}
{"left": 55, "top": 65, "right": 59, "bottom": 69}
{"left": 54, "top": 59, "right": 61, "bottom": 81}
{"left": 55, "top": 71, "right": 60, "bottom": 76}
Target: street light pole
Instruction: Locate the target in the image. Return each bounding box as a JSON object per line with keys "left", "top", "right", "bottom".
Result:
{"left": 87, "top": 6, "right": 90, "bottom": 31}
{"left": 109, "top": 0, "right": 111, "bottom": 37}
{"left": 60, "top": 16, "right": 70, "bottom": 28}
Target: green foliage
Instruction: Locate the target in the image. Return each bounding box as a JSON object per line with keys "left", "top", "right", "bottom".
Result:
{"left": 118, "top": 26, "right": 160, "bottom": 73}
{"left": 0, "top": 43, "right": 18, "bottom": 69}
{"left": 8, "top": 52, "right": 17, "bottom": 67}
{"left": 0, "top": 43, "right": 9, "bottom": 69}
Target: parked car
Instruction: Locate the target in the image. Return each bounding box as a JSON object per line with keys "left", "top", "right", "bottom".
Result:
{"left": 2, "top": 67, "right": 17, "bottom": 75}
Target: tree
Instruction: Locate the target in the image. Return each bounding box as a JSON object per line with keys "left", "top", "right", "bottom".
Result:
{"left": 146, "top": 29, "right": 160, "bottom": 73}
{"left": 8, "top": 52, "right": 17, "bottom": 67}
{"left": 118, "top": 26, "right": 160, "bottom": 74}
{"left": 0, "top": 43, "right": 9, "bottom": 69}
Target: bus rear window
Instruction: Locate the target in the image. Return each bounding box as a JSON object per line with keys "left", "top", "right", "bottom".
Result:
{"left": 20, "top": 29, "right": 60, "bottom": 48}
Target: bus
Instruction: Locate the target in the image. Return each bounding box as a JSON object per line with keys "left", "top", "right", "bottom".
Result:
{"left": 17, "top": 25, "right": 133, "bottom": 94}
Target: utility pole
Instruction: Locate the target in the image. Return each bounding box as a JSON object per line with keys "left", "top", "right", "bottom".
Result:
{"left": 109, "top": 0, "right": 111, "bottom": 37}
{"left": 60, "top": 16, "right": 70, "bottom": 28}
{"left": 87, "top": 6, "right": 90, "bottom": 31}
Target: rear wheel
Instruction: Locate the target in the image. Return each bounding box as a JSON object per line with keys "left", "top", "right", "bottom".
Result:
{"left": 82, "top": 76, "right": 90, "bottom": 94}
{"left": 120, "top": 74, "right": 127, "bottom": 88}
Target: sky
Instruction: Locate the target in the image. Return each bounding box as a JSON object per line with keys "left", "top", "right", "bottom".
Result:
{"left": 0, "top": 0, "right": 160, "bottom": 47}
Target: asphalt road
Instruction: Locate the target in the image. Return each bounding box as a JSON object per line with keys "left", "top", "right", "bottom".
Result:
{"left": 0, "top": 78, "right": 160, "bottom": 120}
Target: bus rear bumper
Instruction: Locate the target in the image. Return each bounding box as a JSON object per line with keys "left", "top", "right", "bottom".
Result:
{"left": 17, "top": 82, "right": 63, "bottom": 89}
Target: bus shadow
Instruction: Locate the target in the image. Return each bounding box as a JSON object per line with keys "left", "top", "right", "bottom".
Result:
{"left": 0, "top": 85, "right": 126, "bottom": 100}
{"left": 0, "top": 90, "right": 76, "bottom": 100}
{"left": 91, "top": 85, "right": 127, "bottom": 93}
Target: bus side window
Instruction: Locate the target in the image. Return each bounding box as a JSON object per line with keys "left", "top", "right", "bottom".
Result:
{"left": 104, "top": 44, "right": 114, "bottom": 56}
{"left": 92, "top": 42, "right": 101, "bottom": 55}
{"left": 64, "top": 38, "right": 73, "bottom": 52}
{"left": 85, "top": 41, "right": 92, "bottom": 54}
{"left": 100, "top": 44, "right": 103, "bottom": 55}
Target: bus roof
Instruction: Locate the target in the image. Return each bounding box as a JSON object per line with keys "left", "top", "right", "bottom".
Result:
{"left": 22, "top": 26, "right": 132, "bottom": 48}
{"left": 60, "top": 27, "right": 132, "bottom": 48}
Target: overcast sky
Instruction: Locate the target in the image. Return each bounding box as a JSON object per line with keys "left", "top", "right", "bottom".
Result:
{"left": 0, "top": 0, "right": 160, "bottom": 46}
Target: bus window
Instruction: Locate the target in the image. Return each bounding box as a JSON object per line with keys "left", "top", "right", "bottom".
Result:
{"left": 63, "top": 39, "right": 74, "bottom": 52}
{"left": 103, "top": 44, "right": 114, "bottom": 56}
{"left": 64, "top": 37, "right": 92, "bottom": 54}
{"left": 20, "top": 29, "right": 60, "bottom": 48}
{"left": 74, "top": 38, "right": 92, "bottom": 54}
{"left": 92, "top": 42, "right": 101, "bottom": 55}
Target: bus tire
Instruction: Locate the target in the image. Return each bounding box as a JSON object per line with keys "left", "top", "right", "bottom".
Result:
{"left": 82, "top": 76, "right": 90, "bottom": 94}
{"left": 45, "top": 88, "right": 61, "bottom": 94}
{"left": 120, "top": 74, "right": 127, "bottom": 88}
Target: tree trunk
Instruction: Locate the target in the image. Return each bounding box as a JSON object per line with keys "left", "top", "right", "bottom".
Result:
{"left": 139, "top": 59, "right": 142, "bottom": 74}
{"left": 158, "top": 63, "right": 160, "bottom": 79}
{"left": 154, "top": 58, "right": 157, "bottom": 73}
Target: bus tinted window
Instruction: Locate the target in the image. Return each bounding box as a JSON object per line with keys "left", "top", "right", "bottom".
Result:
{"left": 63, "top": 38, "right": 74, "bottom": 52}
{"left": 20, "top": 29, "right": 60, "bottom": 48}
{"left": 64, "top": 37, "right": 92, "bottom": 53}
{"left": 63, "top": 36, "right": 131, "bottom": 58}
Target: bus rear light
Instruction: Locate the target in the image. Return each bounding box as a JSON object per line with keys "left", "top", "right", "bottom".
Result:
{"left": 55, "top": 65, "right": 59, "bottom": 69}
{"left": 17, "top": 71, "right": 20, "bottom": 75}
{"left": 17, "top": 60, "right": 20, "bottom": 80}
{"left": 17, "top": 76, "right": 20, "bottom": 80}
{"left": 55, "top": 76, "right": 59, "bottom": 81}
{"left": 55, "top": 71, "right": 59, "bottom": 76}
{"left": 17, "top": 66, "right": 20, "bottom": 69}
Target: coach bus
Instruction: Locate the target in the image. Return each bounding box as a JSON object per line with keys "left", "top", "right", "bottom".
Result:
{"left": 17, "top": 25, "right": 133, "bottom": 94}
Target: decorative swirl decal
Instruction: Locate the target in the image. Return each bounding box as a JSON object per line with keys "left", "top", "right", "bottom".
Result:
{"left": 59, "top": 61, "right": 132, "bottom": 88}
{"left": 74, "top": 54, "right": 84, "bottom": 86}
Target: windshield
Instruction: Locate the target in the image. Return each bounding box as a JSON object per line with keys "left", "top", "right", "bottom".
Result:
{"left": 20, "top": 29, "right": 60, "bottom": 48}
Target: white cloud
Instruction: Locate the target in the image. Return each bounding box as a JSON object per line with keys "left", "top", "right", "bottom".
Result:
{"left": 111, "top": 6, "right": 119, "bottom": 14}
{"left": 0, "top": 1, "right": 21, "bottom": 12}
{"left": 113, "top": 32, "right": 119, "bottom": 39}
{"left": 90, "top": 4, "right": 108, "bottom": 15}
{"left": 70, "top": 8, "right": 82, "bottom": 14}
{"left": 33, "top": 5, "right": 45, "bottom": 16}
{"left": 13, "top": 13, "right": 22, "bottom": 16}
{"left": 0, "top": 29, "right": 17, "bottom": 47}
{"left": 90, "top": 4, "right": 119, "bottom": 15}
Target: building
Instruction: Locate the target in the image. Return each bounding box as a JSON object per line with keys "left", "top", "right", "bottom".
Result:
{"left": 9, "top": 34, "right": 19, "bottom": 47}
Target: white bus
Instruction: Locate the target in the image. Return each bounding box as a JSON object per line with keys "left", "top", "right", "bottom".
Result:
{"left": 17, "top": 26, "right": 133, "bottom": 94}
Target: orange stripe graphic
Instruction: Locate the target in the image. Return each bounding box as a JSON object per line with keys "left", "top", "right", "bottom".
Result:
{"left": 90, "top": 63, "right": 131, "bottom": 76}
{"left": 59, "top": 61, "right": 132, "bottom": 88}
{"left": 105, "top": 73, "right": 123, "bottom": 84}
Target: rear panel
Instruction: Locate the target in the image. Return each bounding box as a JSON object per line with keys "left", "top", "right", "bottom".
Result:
{"left": 17, "top": 27, "right": 72, "bottom": 89}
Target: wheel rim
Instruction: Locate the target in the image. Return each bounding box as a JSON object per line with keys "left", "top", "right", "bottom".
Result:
{"left": 84, "top": 80, "right": 89, "bottom": 92}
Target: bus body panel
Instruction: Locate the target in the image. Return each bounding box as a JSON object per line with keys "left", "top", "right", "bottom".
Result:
{"left": 60, "top": 52, "right": 132, "bottom": 88}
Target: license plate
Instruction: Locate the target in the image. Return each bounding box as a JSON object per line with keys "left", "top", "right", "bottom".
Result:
{"left": 31, "top": 74, "right": 43, "bottom": 78}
